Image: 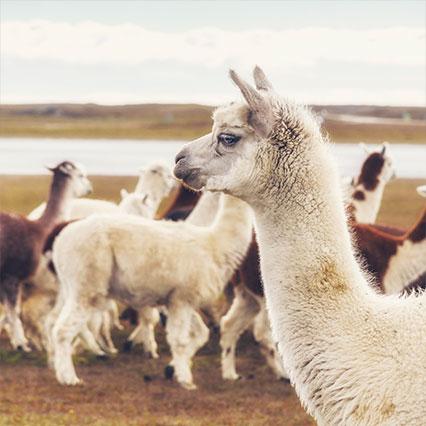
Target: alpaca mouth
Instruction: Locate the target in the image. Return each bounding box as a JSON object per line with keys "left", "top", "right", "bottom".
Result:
{"left": 173, "top": 163, "right": 204, "bottom": 191}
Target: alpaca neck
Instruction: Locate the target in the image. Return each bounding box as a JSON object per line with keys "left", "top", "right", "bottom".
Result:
{"left": 37, "top": 175, "right": 73, "bottom": 231}
{"left": 351, "top": 180, "right": 386, "bottom": 223}
{"left": 209, "top": 194, "right": 253, "bottom": 284}
{"left": 250, "top": 143, "right": 372, "bottom": 405}
{"left": 187, "top": 191, "right": 221, "bottom": 226}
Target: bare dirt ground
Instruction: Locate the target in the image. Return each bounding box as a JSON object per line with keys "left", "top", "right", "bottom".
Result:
{"left": 0, "top": 176, "right": 424, "bottom": 425}
{"left": 0, "top": 328, "right": 314, "bottom": 426}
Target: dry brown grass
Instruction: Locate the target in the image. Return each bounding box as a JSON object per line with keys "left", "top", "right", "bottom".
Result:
{"left": 0, "top": 175, "right": 424, "bottom": 425}
{"left": 0, "top": 329, "right": 314, "bottom": 426}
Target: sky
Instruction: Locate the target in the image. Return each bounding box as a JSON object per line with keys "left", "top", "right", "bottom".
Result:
{"left": 1, "top": 0, "right": 425, "bottom": 106}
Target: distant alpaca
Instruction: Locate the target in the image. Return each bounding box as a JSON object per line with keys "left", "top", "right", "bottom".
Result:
{"left": 173, "top": 67, "right": 426, "bottom": 423}
{"left": 348, "top": 143, "right": 395, "bottom": 223}
{"left": 356, "top": 206, "right": 426, "bottom": 294}
{"left": 50, "top": 193, "right": 252, "bottom": 388}
{"left": 28, "top": 161, "right": 176, "bottom": 220}
{"left": 0, "top": 162, "right": 91, "bottom": 351}
{"left": 23, "top": 168, "right": 175, "bottom": 354}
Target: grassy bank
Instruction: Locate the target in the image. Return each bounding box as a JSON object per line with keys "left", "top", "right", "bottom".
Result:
{"left": 0, "top": 175, "right": 424, "bottom": 228}
{"left": 1, "top": 103, "right": 425, "bottom": 143}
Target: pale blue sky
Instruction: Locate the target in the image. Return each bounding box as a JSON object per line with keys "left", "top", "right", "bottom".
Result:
{"left": 1, "top": 0, "right": 425, "bottom": 105}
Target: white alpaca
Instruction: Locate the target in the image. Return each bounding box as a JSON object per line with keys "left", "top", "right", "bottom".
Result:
{"left": 124, "top": 191, "right": 222, "bottom": 357}
{"left": 173, "top": 66, "right": 426, "bottom": 424}
{"left": 348, "top": 143, "right": 395, "bottom": 224}
{"left": 25, "top": 163, "right": 175, "bottom": 353}
{"left": 218, "top": 142, "right": 399, "bottom": 381}
{"left": 20, "top": 189, "right": 159, "bottom": 354}
{"left": 50, "top": 193, "right": 253, "bottom": 388}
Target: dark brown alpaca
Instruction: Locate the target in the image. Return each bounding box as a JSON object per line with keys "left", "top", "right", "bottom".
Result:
{"left": 0, "top": 161, "right": 91, "bottom": 350}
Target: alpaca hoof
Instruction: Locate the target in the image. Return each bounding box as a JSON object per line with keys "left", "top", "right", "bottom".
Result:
{"left": 181, "top": 381, "right": 197, "bottom": 390}
{"left": 159, "top": 312, "right": 168, "bottom": 327}
{"left": 122, "top": 340, "right": 133, "bottom": 353}
{"left": 106, "top": 346, "right": 118, "bottom": 355}
{"left": 164, "top": 365, "right": 175, "bottom": 380}
{"left": 17, "top": 344, "right": 31, "bottom": 353}
{"left": 96, "top": 354, "right": 109, "bottom": 361}
{"left": 147, "top": 351, "right": 159, "bottom": 360}
{"left": 223, "top": 372, "right": 242, "bottom": 381}
{"left": 143, "top": 374, "right": 153, "bottom": 382}
{"left": 58, "top": 375, "right": 82, "bottom": 386}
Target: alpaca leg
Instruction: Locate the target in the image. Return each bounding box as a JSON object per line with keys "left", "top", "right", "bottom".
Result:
{"left": 52, "top": 300, "right": 88, "bottom": 385}
{"left": 220, "top": 287, "right": 260, "bottom": 380}
{"left": 165, "top": 302, "right": 199, "bottom": 390}
{"left": 79, "top": 321, "right": 107, "bottom": 357}
{"left": 2, "top": 282, "right": 30, "bottom": 352}
{"left": 188, "top": 310, "right": 210, "bottom": 355}
{"left": 125, "top": 307, "right": 160, "bottom": 358}
{"left": 253, "top": 303, "right": 288, "bottom": 380}
{"left": 44, "top": 292, "right": 65, "bottom": 368}
{"left": 108, "top": 300, "right": 123, "bottom": 331}
{"left": 99, "top": 310, "right": 118, "bottom": 354}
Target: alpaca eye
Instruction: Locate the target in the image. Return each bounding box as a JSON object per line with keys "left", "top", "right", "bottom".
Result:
{"left": 218, "top": 133, "right": 240, "bottom": 147}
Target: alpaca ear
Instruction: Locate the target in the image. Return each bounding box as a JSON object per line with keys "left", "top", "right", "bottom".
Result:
{"left": 416, "top": 185, "right": 426, "bottom": 198}
{"left": 45, "top": 165, "right": 56, "bottom": 173}
{"left": 58, "top": 162, "right": 75, "bottom": 176}
{"left": 253, "top": 65, "right": 273, "bottom": 91}
{"left": 120, "top": 189, "right": 129, "bottom": 199}
{"left": 381, "top": 142, "right": 389, "bottom": 155}
{"left": 229, "top": 69, "right": 274, "bottom": 138}
{"left": 359, "top": 142, "right": 370, "bottom": 155}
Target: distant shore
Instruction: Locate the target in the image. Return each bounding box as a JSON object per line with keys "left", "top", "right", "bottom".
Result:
{"left": 1, "top": 103, "right": 425, "bottom": 143}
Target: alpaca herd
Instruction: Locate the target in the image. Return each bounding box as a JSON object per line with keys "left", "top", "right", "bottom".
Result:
{"left": 1, "top": 67, "right": 425, "bottom": 425}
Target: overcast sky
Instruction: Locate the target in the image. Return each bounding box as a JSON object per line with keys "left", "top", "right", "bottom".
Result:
{"left": 1, "top": 0, "right": 425, "bottom": 106}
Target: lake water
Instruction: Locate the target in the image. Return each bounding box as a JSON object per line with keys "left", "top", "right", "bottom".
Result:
{"left": 0, "top": 138, "right": 425, "bottom": 178}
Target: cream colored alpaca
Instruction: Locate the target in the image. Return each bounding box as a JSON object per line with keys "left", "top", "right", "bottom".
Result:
{"left": 50, "top": 193, "right": 252, "bottom": 388}
{"left": 124, "top": 191, "right": 222, "bottom": 357}
{"left": 173, "top": 66, "right": 426, "bottom": 424}
{"left": 26, "top": 163, "right": 175, "bottom": 353}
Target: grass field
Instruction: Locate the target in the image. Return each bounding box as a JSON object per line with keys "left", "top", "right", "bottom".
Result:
{"left": 1, "top": 103, "right": 425, "bottom": 143}
{"left": 0, "top": 175, "right": 425, "bottom": 425}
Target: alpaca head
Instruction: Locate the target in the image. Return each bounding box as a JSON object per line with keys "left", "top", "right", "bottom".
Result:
{"left": 119, "top": 189, "right": 154, "bottom": 217}
{"left": 136, "top": 161, "right": 177, "bottom": 201}
{"left": 174, "top": 66, "right": 323, "bottom": 203}
{"left": 47, "top": 161, "right": 92, "bottom": 197}
{"left": 357, "top": 142, "right": 395, "bottom": 190}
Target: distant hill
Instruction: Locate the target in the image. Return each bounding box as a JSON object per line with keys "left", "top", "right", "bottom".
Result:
{"left": 0, "top": 103, "right": 425, "bottom": 143}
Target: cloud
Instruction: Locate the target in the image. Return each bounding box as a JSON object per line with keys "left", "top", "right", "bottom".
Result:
{"left": 2, "top": 20, "right": 425, "bottom": 68}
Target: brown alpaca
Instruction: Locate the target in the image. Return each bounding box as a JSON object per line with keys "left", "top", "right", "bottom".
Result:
{"left": 0, "top": 161, "right": 91, "bottom": 350}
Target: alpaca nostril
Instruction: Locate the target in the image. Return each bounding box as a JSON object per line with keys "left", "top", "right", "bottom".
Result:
{"left": 175, "top": 151, "right": 186, "bottom": 164}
